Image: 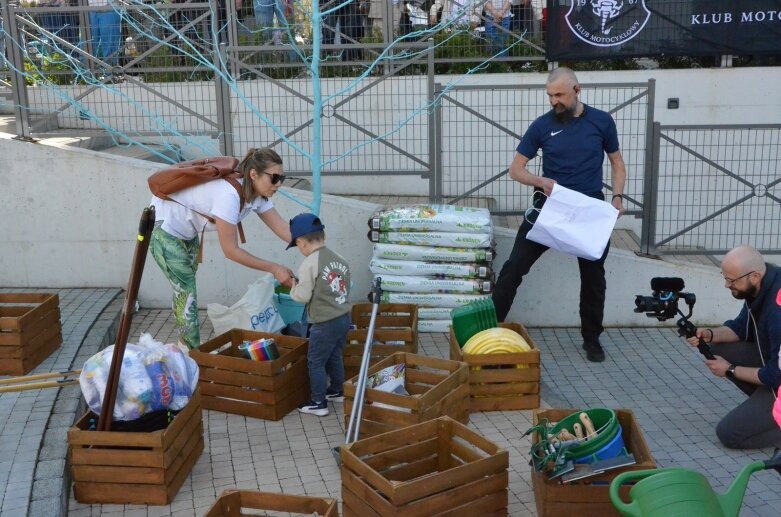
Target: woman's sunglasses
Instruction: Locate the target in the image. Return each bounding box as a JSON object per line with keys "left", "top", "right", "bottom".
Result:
{"left": 260, "top": 171, "right": 286, "bottom": 185}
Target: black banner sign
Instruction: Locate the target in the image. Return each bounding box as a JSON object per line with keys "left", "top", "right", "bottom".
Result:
{"left": 546, "top": 0, "right": 781, "bottom": 61}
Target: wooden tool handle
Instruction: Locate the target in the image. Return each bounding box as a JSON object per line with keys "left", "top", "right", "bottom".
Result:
{"left": 580, "top": 412, "right": 597, "bottom": 438}
{"left": 573, "top": 422, "right": 584, "bottom": 440}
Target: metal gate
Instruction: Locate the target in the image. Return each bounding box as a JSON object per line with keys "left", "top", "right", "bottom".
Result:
{"left": 641, "top": 123, "right": 781, "bottom": 255}
{"left": 432, "top": 80, "right": 655, "bottom": 216}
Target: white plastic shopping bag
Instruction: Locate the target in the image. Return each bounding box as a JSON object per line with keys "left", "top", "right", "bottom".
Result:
{"left": 207, "top": 273, "right": 286, "bottom": 335}
{"left": 526, "top": 184, "right": 619, "bottom": 261}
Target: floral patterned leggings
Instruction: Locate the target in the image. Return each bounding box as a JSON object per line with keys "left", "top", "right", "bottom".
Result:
{"left": 150, "top": 224, "right": 201, "bottom": 349}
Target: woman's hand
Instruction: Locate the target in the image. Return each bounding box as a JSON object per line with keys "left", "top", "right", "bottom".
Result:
{"left": 273, "top": 264, "right": 295, "bottom": 288}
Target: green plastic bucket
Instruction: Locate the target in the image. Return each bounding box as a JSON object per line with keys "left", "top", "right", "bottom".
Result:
{"left": 451, "top": 299, "right": 498, "bottom": 347}
{"left": 548, "top": 408, "right": 619, "bottom": 461}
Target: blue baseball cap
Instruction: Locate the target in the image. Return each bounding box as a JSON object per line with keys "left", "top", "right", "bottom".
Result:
{"left": 287, "top": 213, "right": 325, "bottom": 249}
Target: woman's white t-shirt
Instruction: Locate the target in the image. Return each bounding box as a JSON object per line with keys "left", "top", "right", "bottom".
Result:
{"left": 150, "top": 178, "right": 273, "bottom": 240}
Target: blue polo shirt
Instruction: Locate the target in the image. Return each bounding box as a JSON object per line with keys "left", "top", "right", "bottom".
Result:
{"left": 517, "top": 104, "right": 620, "bottom": 195}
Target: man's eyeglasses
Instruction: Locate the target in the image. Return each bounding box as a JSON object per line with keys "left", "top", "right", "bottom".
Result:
{"left": 723, "top": 271, "right": 755, "bottom": 285}
{"left": 260, "top": 171, "right": 286, "bottom": 185}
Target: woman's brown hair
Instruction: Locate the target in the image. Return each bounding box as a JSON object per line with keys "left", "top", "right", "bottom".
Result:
{"left": 237, "top": 147, "right": 283, "bottom": 202}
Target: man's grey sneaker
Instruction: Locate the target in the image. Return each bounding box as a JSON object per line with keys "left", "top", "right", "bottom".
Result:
{"left": 325, "top": 389, "right": 344, "bottom": 402}
{"left": 298, "top": 399, "right": 329, "bottom": 416}
{"left": 583, "top": 341, "right": 606, "bottom": 362}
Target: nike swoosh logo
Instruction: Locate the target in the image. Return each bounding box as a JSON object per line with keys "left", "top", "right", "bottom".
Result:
{"left": 551, "top": 130, "right": 563, "bottom": 136}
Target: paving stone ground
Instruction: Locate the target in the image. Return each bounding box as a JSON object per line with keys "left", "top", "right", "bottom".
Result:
{"left": 3, "top": 292, "right": 781, "bottom": 516}
{"left": 70, "top": 307, "right": 781, "bottom": 517}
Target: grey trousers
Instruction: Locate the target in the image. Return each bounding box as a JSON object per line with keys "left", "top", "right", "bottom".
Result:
{"left": 711, "top": 341, "right": 781, "bottom": 449}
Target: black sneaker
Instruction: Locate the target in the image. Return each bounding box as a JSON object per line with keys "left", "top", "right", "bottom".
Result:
{"left": 325, "top": 389, "right": 344, "bottom": 402}
{"left": 582, "top": 341, "right": 606, "bottom": 362}
{"left": 298, "top": 399, "right": 329, "bottom": 416}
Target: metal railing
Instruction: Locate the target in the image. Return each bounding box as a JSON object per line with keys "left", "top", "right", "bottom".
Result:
{"left": 641, "top": 123, "right": 781, "bottom": 256}
{"left": 432, "top": 80, "right": 655, "bottom": 215}
{"left": 3, "top": 4, "right": 780, "bottom": 257}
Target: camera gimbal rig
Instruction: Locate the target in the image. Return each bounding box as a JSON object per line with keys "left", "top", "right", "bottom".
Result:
{"left": 635, "top": 277, "right": 715, "bottom": 360}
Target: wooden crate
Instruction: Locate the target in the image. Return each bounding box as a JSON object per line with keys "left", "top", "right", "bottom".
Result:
{"left": 189, "top": 329, "right": 309, "bottom": 421}
{"left": 344, "top": 351, "right": 469, "bottom": 438}
{"left": 341, "top": 416, "right": 509, "bottom": 517}
{"left": 344, "top": 303, "right": 418, "bottom": 380}
{"left": 68, "top": 389, "right": 204, "bottom": 505}
{"left": 531, "top": 408, "right": 657, "bottom": 517}
{"left": 0, "top": 293, "right": 62, "bottom": 375}
{"left": 202, "top": 489, "right": 338, "bottom": 517}
{"left": 449, "top": 322, "right": 540, "bottom": 412}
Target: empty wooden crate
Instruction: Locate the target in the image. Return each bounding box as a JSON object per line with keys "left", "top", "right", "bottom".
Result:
{"left": 190, "top": 329, "right": 309, "bottom": 420}
{"left": 202, "top": 489, "right": 338, "bottom": 517}
{"left": 344, "top": 303, "right": 418, "bottom": 379}
{"left": 68, "top": 389, "right": 204, "bottom": 505}
{"left": 449, "top": 322, "right": 540, "bottom": 412}
{"left": 341, "top": 416, "right": 509, "bottom": 516}
{"left": 344, "top": 351, "right": 469, "bottom": 438}
{"left": 0, "top": 293, "right": 62, "bottom": 375}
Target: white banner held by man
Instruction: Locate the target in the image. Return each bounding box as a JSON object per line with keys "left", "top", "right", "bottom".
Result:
{"left": 526, "top": 183, "right": 619, "bottom": 261}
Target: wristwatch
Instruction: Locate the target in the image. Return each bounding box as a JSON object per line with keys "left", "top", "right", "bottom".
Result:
{"left": 725, "top": 364, "right": 737, "bottom": 380}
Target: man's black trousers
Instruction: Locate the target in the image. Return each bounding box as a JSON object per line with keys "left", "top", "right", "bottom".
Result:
{"left": 492, "top": 193, "right": 610, "bottom": 343}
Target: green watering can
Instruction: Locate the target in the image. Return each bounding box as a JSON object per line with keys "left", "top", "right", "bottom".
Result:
{"left": 609, "top": 450, "right": 781, "bottom": 517}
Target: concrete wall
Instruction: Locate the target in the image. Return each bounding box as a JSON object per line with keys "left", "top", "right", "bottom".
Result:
{"left": 0, "top": 134, "right": 738, "bottom": 327}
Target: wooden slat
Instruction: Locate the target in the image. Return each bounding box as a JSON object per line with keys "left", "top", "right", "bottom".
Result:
{"left": 390, "top": 453, "right": 508, "bottom": 505}
{"left": 469, "top": 368, "right": 540, "bottom": 383}
{"left": 397, "top": 471, "right": 508, "bottom": 517}
{"left": 234, "top": 490, "right": 338, "bottom": 516}
{"left": 0, "top": 332, "right": 62, "bottom": 375}
{"left": 344, "top": 418, "right": 439, "bottom": 457}
{"left": 0, "top": 324, "right": 62, "bottom": 356}
{"left": 0, "top": 307, "right": 60, "bottom": 341}
{"left": 0, "top": 295, "right": 60, "bottom": 332}
{"left": 72, "top": 437, "right": 203, "bottom": 505}
{"left": 470, "top": 394, "right": 540, "bottom": 412}
{"left": 469, "top": 380, "right": 539, "bottom": 395}
{"left": 0, "top": 292, "right": 57, "bottom": 304}
{"left": 342, "top": 482, "right": 385, "bottom": 517}
{"left": 341, "top": 469, "right": 395, "bottom": 517}
{"left": 201, "top": 382, "right": 308, "bottom": 420}
{"left": 363, "top": 437, "right": 439, "bottom": 471}
{"left": 71, "top": 420, "right": 202, "bottom": 484}
{"left": 197, "top": 365, "right": 277, "bottom": 391}
{"left": 383, "top": 455, "right": 439, "bottom": 481}
{"left": 433, "top": 491, "right": 508, "bottom": 517}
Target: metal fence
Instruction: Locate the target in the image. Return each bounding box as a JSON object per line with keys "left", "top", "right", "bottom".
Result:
{"left": 3, "top": 4, "right": 780, "bottom": 256}
{"left": 641, "top": 123, "right": 781, "bottom": 256}
{"left": 433, "top": 80, "right": 654, "bottom": 214}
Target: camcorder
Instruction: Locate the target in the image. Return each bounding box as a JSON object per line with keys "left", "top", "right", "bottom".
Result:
{"left": 635, "top": 277, "right": 715, "bottom": 359}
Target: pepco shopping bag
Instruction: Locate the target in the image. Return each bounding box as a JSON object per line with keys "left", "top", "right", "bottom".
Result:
{"left": 207, "top": 273, "right": 286, "bottom": 336}
{"left": 526, "top": 184, "right": 619, "bottom": 261}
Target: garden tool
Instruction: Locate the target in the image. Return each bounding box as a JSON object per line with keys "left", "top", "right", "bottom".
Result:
{"left": 610, "top": 449, "right": 781, "bottom": 517}
{"left": 97, "top": 206, "right": 155, "bottom": 431}
{"left": 0, "top": 369, "right": 82, "bottom": 393}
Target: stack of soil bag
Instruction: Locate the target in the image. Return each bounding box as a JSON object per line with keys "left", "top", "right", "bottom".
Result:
{"left": 368, "top": 204, "right": 495, "bottom": 332}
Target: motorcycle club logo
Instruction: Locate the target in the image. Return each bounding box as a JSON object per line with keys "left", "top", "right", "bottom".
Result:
{"left": 565, "top": 0, "right": 651, "bottom": 47}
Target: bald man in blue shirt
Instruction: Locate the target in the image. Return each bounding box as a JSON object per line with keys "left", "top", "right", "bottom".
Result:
{"left": 492, "top": 67, "right": 627, "bottom": 362}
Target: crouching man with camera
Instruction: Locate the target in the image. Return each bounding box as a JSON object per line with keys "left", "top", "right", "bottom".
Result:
{"left": 687, "top": 245, "right": 781, "bottom": 449}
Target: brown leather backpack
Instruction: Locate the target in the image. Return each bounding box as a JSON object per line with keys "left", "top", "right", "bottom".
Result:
{"left": 148, "top": 156, "right": 247, "bottom": 256}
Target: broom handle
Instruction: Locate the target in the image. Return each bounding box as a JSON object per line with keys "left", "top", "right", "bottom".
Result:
{"left": 0, "top": 379, "right": 80, "bottom": 394}
{"left": 97, "top": 206, "right": 155, "bottom": 431}
{"left": 0, "top": 369, "right": 81, "bottom": 385}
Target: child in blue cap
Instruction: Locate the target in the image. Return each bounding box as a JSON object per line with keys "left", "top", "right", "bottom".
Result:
{"left": 288, "top": 213, "right": 352, "bottom": 416}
